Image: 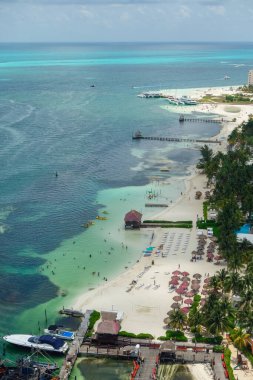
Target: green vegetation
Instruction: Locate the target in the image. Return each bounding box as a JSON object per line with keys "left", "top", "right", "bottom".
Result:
{"left": 143, "top": 220, "right": 192, "bottom": 228}
{"left": 213, "top": 345, "right": 224, "bottom": 353}
{"left": 200, "top": 90, "right": 253, "bottom": 105}
{"left": 118, "top": 331, "right": 154, "bottom": 339}
{"left": 196, "top": 220, "right": 219, "bottom": 236}
{"left": 192, "top": 334, "right": 223, "bottom": 345}
{"left": 203, "top": 201, "right": 208, "bottom": 221}
{"left": 224, "top": 348, "right": 236, "bottom": 380}
{"left": 86, "top": 310, "right": 100, "bottom": 337}
{"left": 158, "top": 330, "right": 188, "bottom": 342}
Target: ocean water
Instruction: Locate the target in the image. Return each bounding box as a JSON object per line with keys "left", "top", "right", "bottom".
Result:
{"left": 0, "top": 42, "right": 252, "bottom": 366}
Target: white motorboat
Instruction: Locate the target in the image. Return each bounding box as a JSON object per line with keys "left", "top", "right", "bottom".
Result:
{"left": 3, "top": 334, "right": 68, "bottom": 353}
{"left": 180, "top": 96, "right": 198, "bottom": 105}
{"left": 44, "top": 325, "right": 75, "bottom": 340}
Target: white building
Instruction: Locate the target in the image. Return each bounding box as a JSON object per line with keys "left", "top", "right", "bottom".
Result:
{"left": 248, "top": 70, "right": 253, "bottom": 86}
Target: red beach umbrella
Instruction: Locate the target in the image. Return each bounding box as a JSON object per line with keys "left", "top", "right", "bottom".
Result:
{"left": 181, "top": 271, "right": 190, "bottom": 276}
{"left": 176, "top": 288, "right": 186, "bottom": 295}
{"left": 170, "top": 279, "right": 179, "bottom": 285}
{"left": 171, "top": 275, "right": 180, "bottom": 280}
{"left": 172, "top": 270, "right": 181, "bottom": 276}
{"left": 180, "top": 283, "right": 189, "bottom": 289}
{"left": 173, "top": 295, "right": 183, "bottom": 302}
{"left": 184, "top": 298, "right": 193, "bottom": 305}
{"left": 201, "top": 289, "right": 208, "bottom": 295}
{"left": 193, "top": 273, "right": 202, "bottom": 279}
{"left": 200, "top": 299, "right": 206, "bottom": 306}
{"left": 185, "top": 291, "right": 195, "bottom": 297}
{"left": 191, "top": 283, "right": 200, "bottom": 290}
{"left": 207, "top": 253, "right": 214, "bottom": 258}
{"left": 204, "top": 277, "right": 211, "bottom": 283}
{"left": 180, "top": 307, "right": 190, "bottom": 314}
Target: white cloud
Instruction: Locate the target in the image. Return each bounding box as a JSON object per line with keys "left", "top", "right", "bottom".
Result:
{"left": 207, "top": 5, "right": 225, "bottom": 15}
{"left": 178, "top": 5, "right": 191, "bottom": 18}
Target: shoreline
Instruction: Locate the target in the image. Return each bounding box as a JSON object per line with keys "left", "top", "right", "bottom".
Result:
{"left": 72, "top": 86, "right": 252, "bottom": 340}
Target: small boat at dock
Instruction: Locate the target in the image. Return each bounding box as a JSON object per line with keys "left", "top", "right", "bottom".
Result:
{"left": 44, "top": 325, "right": 75, "bottom": 340}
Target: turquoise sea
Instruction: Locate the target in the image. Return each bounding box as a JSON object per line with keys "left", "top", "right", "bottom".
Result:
{"left": 0, "top": 42, "right": 252, "bottom": 377}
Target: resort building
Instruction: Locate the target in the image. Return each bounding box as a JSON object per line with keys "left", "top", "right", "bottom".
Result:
{"left": 248, "top": 70, "right": 253, "bottom": 86}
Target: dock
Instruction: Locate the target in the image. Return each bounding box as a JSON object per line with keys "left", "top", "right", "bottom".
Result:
{"left": 59, "top": 307, "right": 84, "bottom": 318}
{"left": 145, "top": 203, "right": 168, "bottom": 207}
{"left": 58, "top": 312, "right": 227, "bottom": 380}
{"left": 58, "top": 309, "right": 93, "bottom": 380}
{"left": 132, "top": 132, "right": 220, "bottom": 144}
{"left": 179, "top": 114, "right": 227, "bottom": 123}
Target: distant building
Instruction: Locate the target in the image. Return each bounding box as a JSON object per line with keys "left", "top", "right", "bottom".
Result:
{"left": 124, "top": 210, "right": 142, "bottom": 229}
{"left": 248, "top": 70, "right": 253, "bottom": 86}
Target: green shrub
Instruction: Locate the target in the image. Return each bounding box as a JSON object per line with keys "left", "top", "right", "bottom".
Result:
{"left": 143, "top": 220, "right": 193, "bottom": 228}
{"left": 224, "top": 348, "right": 236, "bottom": 380}
{"left": 213, "top": 345, "right": 224, "bottom": 353}
{"left": 86, "top": 310, "right": 100, "bottom": 337}
{"left": 203, "top": 202, "right": 208, "bottom": 221}
{"left": 118, "top": 331, "right": 137, "bottom": 338}
{"left": 118, "top": 331, "right": 154, "bottom": 339}
{"left": 196, "top": 220, "right": 220, "bottom": 236}
{"left": 136, "top": 333, "right": 154, "bottom": 339}
{"left": 158, "top": 330, "right": 188, "bottom": 342}
{"left": 192, "top": 334, "right": 223, "bottom": 345}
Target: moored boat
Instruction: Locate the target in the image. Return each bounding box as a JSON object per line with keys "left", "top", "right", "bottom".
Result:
{"left": 3, "top": 334, "right": 68, "bottom": 353}
{"left": 44, "top": 325, "right": 75, "bottom": 340}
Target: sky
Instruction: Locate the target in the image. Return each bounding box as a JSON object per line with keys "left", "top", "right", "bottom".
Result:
{"left": 0, "top": 0, "right": 252, "bottom": 43}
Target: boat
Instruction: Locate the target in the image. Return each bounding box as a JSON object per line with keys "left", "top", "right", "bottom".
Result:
{"left": 3, "top": 334, "right": 69, "bottom": 353}
{"left": 179, "top": 96, "right": 198, "bottom": 105}
{"left": 166, "top": 96, "right": 184, "bottom": 105}
{"left": 44, "top": 325, "right": 75, "bottom": 340}
{"left": 224, "top": 75, "right": 230, "bottom": 80}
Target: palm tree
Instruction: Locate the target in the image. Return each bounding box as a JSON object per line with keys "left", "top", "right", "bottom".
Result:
{"left": 230, "top": 328, "right": 250, "bottom": 356}
{"left": 168, "top": 309, "right": 187, "bottom": 331}
{"left": 238, "top": 310, "right": 253, "bottom": 334}
{"left": 216, "top": 269, "right": 228, "bottom": 294}
{"left": 188, "top": 308, "right": 203, "bottom": 333}
{"left": 224, "top": 271, "right": 242, "bottom": 295}
{"left": 206, "top": 306, "right": 232, "bottom": 336}
{"left": 238, "top": 288, "right": 253, "bottom": 311}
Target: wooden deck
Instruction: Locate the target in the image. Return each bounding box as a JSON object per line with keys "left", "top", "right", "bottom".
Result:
{"left": 133, "top": 135, "right": 220, "bottom": 144}
{"left": 58, "top": 310, "right": 93, "bottom": 380}
{"left": 179, "top": 116, "right": 227, "bottom": 123}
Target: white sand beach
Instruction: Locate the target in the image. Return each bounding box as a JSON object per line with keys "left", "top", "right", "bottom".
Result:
{"left": 72, "top": 86, "right": 253, "bottom": 379}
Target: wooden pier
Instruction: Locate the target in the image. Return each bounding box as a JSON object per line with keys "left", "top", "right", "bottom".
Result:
{"left": 132, "top": 132, "right": 220, "bottom": 145}
{"left": 58, "top": 309, "right": 93, "bottom": 380}
{"left": 145, "top": 203, "right": 168, "bottom": 207}
{"left": 179, "top": 114, "right": 227, "bottom": 123}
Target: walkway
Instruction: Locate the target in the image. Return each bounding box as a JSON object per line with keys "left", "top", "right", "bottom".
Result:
{"left": 59, "top": 309, "right": 93, "bottom": 380}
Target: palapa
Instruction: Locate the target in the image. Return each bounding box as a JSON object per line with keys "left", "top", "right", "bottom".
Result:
{"left": 171, "top": 302, "right": 180, "bottom": 309}
{"left": 173, "top": 295, "right": 183, "bottom": 302}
